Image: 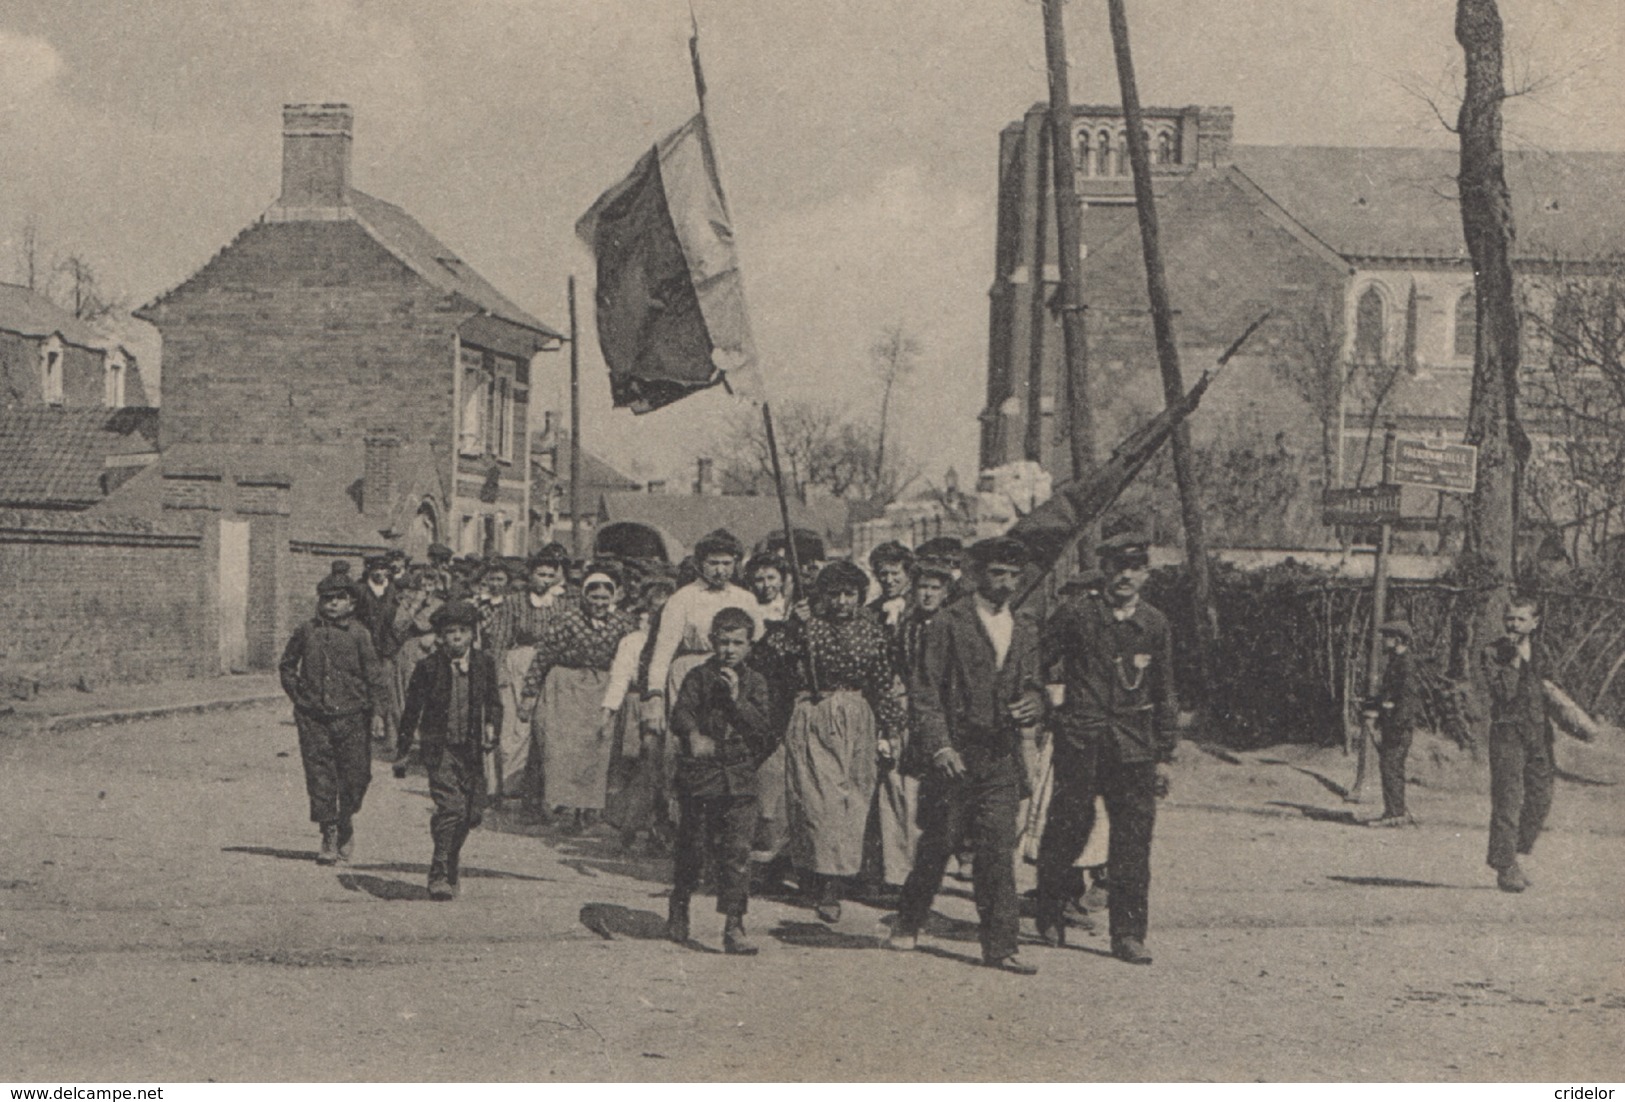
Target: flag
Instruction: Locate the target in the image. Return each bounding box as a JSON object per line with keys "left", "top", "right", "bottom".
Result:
{"left": 1008, "top": 369, "right": 1217, "bottom": 597}
{"left": 576, "top": 114, "right": 760, "bottom": 414}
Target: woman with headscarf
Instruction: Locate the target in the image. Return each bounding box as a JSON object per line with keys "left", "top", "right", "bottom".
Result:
{"left": 518, "top": 562, "right": 639, "bottom": 833}
{"left": 755, "top": 560, "right": 907, "bottom": 922}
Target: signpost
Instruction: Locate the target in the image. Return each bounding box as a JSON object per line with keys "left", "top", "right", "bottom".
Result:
{"left": 1393, "top": 437, "right": 1478, "bottom": 493}
{"left": 1322, "top": 485, "right": 1401, "bottom": 527}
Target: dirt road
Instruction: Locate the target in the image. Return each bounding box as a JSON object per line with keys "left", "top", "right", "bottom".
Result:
{"left": 1, "top": 703, "right": 1620, "bottom": 1082}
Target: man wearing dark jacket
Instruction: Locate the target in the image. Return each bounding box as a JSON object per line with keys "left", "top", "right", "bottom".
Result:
{"left": 1037, "top": 533, "right": 1177, "bottom": 965}
{"left": 398, "top": 599, "right": 503, "bottom": 900}
{"left": 356, "top": 554, "right": 404, "bottom": 746}
{"left": 279, "top": 573, "right": 389, "bottom": 866}
{"left": 1366, "top": 620, "right": 1423, "bottom": 827}
{"left": 889, "top": 537, "right": 1045, "bottom": 975}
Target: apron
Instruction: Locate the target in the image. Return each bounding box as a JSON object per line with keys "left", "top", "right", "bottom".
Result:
{"left": 784, "top": 689, "right": 879, "bottom": 877}
{"left": 537, "top": 665, "right": 613, "bottom": 810}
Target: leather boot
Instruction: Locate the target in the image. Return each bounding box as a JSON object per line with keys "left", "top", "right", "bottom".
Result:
{"left": 723, "top": 915, "right": 758, "bottom": 956}
{"left": 335, "top": 816, "right": 355, "bottom": 863}
{"left": 316, "top": 822, "right": 339, "bottom": 866}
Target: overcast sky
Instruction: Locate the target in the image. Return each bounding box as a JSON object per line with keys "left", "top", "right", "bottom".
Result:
{"left": 2, "top": 0, "right": 1620, "bottom": 486}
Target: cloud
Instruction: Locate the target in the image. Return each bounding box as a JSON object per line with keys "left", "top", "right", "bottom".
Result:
{"left": 0, "top": 30, "right": 62, "bottom": 107}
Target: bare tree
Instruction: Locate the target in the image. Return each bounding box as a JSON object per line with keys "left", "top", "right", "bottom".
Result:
{"left": 1454, "top": 0, "right": 1526, "bottom": 678}
{"left": 716, "top": 397, "right": 917, "bottom": 507}
{"left": 16, "top": 215, "right": 44, "bottom": 292}
{"left": 53, "top": 254, "right": 127, "bottom": 322}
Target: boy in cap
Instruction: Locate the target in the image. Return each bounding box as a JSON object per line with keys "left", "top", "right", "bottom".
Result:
{"left": 1036, "top": 531, "right": 1176, "bottom": 965}
{"left": 397, "top": 599, "right": 502, "bottom": 900}
{"left": 1365, "top": 620, "right": 1422, "bottom": 827}
{"left": 667, "top": 606, "right": 776, "bottom": 954}
{"left": 279, "top": 573, "right": 389, "bottom": 865}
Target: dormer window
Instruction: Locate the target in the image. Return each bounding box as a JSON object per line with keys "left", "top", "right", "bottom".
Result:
{"left": 104, "top": 349, "right": 127, "bottom": 408}
{"left": 41, "top": 335, "right": 64, "bottom": 405}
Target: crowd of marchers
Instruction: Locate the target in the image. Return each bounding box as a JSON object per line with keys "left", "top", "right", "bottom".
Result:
{"left": 277, "top": 527, "right": 1565, "bottom": 970}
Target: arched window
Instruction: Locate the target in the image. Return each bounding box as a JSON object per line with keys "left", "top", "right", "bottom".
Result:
{"left": 1156, "top": 130, "right": 1175, "bottom": 165}
{"left": 1453, "top": 288, "right": 1477, "bottom": 360}
{"left": 1354, "top": 286, "right": 1386, "bottom": 364}
{"left": 1549, "top": 290, "right": 1583, "bottom": 371}
{"left": 1077, "top": 131, "right": 1091, "bottom": 177}
{"left": 1117, "top": 132, "right": 1129, "bottom": 176}
{"left": 1095, "top": 130, "right": 1111, "bottom": 177}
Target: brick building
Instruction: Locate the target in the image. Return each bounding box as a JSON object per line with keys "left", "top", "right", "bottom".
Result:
{"left": 136, "top": 103, "right": 564, "bottom": 560}
{"left": 984, "top": 103, "right": 1625, "bottom": 550}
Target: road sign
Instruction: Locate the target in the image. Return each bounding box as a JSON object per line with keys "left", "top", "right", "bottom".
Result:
{"left": 1322, "top": 485, "right": 1401, "bottom": 526}
{"left": 1393, "top": 437, "right": 1478, "bottom": 494}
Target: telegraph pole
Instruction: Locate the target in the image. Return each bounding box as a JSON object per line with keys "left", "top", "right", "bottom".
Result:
{"left": 1107, "top": 0, "right": 1218, "bottom": 704}
{"left": 1040, "top": 0, "right": 1095, "bottom": 490}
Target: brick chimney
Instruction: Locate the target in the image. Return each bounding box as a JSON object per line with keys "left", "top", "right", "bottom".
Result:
{"left": 695, "top": 457, "right": 718, "bottom": 496}
{"left": 363, "top": 430, "right": 399, "bottom": 522}
{"left": 281, "top": 103, "right": 353, "bottom": 208}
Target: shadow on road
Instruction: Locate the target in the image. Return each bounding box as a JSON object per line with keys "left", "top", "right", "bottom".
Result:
{"left": 580, "top": 902, "right": 670, "bottom": 941}
{"left": 1556, "top": 767, "right": 1617, "bottom": 787}
{"left": 1265, "top": 801, "right": 1363, "bottom": 826}
{"left": 221, "top": 845, "right": 556, "bottom": 882}
{"left": 337, "top": 872, "right": 429, "bottom": 901}
{"left": 769, "top": 921, "right": 880, "bottom": 950}
{"left": 1326, "top": 874, "right": 1460, "bottom": 890}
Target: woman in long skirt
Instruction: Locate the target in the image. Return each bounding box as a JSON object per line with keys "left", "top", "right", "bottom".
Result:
{"left": 756, "top": 560, "right": 906, "bottom": 923}
{"left": 519, "top": 564, "right": 638, "bottom": 833}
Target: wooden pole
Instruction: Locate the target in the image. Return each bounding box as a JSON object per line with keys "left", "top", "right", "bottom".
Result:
{"left": 763, "top": 401, "right": 820, "bottom": 697}
{"left": 1107, "top": 0, "right": 1218, "bottom": 707}
{"left": 1351, "top": 423, "right": 1397, "bottom": 803}
{"left": 568, "top": 275, "right": 583, "bottom": 559}
{"left": 1040, "top": 0, "right": 1095, "bottom": 492}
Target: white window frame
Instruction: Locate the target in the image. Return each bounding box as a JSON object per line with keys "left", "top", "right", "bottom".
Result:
{"left": 458, "top": 346, "right": 486, "bottom": 456}
{"left": 104, "top": 349, "right": 126, "bottom": 408}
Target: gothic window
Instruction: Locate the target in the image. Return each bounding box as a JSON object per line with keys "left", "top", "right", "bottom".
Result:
{"left": 1453, "top": 288, "right": 1477, "bottom": 360}
{"left": 1077, "top": 131, "right": 1091, "bottom": 177}
{"left": 1354, "top": 285, "right": 1386, "bottom": 364}
{"left": 1117, "top": 132, "right": 1129, "bottom": 176}
{"left": 1095, "top": 130, "right": 1111, "bottom": 177}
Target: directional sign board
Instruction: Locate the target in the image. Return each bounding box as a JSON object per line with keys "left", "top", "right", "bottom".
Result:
{"left": 1322, "top": 485, "right": 1402, "bottom": 526}
{"left": 1393, "top": 437, "right": 1478, "bottom": 494}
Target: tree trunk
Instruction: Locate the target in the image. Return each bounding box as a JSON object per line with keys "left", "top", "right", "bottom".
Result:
{"left": 1453, "top": 0, "right": 1525, "bottom": 705}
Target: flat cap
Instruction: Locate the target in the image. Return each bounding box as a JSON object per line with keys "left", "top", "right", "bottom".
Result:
{"left": 968, "top": 536, "right": 1028, "bottom": 568}
{"left": 427, "top": 543, "right": 453, "bottom": 562}
{"left": 363, "top": 554, "right": 392, "bottom": 573}
{"left": 1097, "top": 531, "right": 1151, "bottom": 566}
{"left": 430, "top": 599, "right": 482, "bottom": 631}
{"left": 914, "top": 536, "right": 964, "bottom": 561}
{"left": 316, "top": 573, "right": 356, "bottom": 597}
{"left": 1378, "top": 620, "right": 1413, "bottom": 642}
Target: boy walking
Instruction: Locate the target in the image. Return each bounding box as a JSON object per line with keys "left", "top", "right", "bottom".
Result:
{"left": 667, "top": 606, "right": 776, "bottom": 955}
{"left": 279, "top": 573, "right": 388, "bottom": 866}
{"left": 396, "top": 600, "right": 502, "bottom": 901}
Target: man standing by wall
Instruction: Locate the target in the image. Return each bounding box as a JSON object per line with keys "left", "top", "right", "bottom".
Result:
{"left": 1036, "top": 533, "right": 1177, "bottom": 965}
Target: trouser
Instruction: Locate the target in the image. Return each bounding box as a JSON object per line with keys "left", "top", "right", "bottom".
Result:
{"left": 673, "top": 789, "right": 757, "bottom": 916}
{"left": 429, "top": 746, "right": 486, "bottom": 883}
{"left": 896, "top": 752, "right": 1023, "bottom": 962}
{"left": 295, "top": 710, "right": 372, "bottom": 824}
{"left": 1036, "top": 737, "right": 1156, "bottom": 944}
{"left": 1486, "top": 722, "right": 1555, "bottom": 870}
{"left": 1377, "top": 726, "right": 1413, "bottom": 818}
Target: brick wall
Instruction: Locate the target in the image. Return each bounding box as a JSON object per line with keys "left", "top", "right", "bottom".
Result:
{"left": 0, "top": 509, "right": 210, "bottom": 689}
{"left": 148, "top": 220, "right": 460, "bottom": 455}
{"left": 0, "top": 332, "right": 105, "bottom": 410}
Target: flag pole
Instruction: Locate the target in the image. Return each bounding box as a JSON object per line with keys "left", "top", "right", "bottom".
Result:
{"left": 690, "top": 13, "right": 815, "bottom": 692}
{"left": 568, "top": 275, "right": 583, "bottom": 559}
